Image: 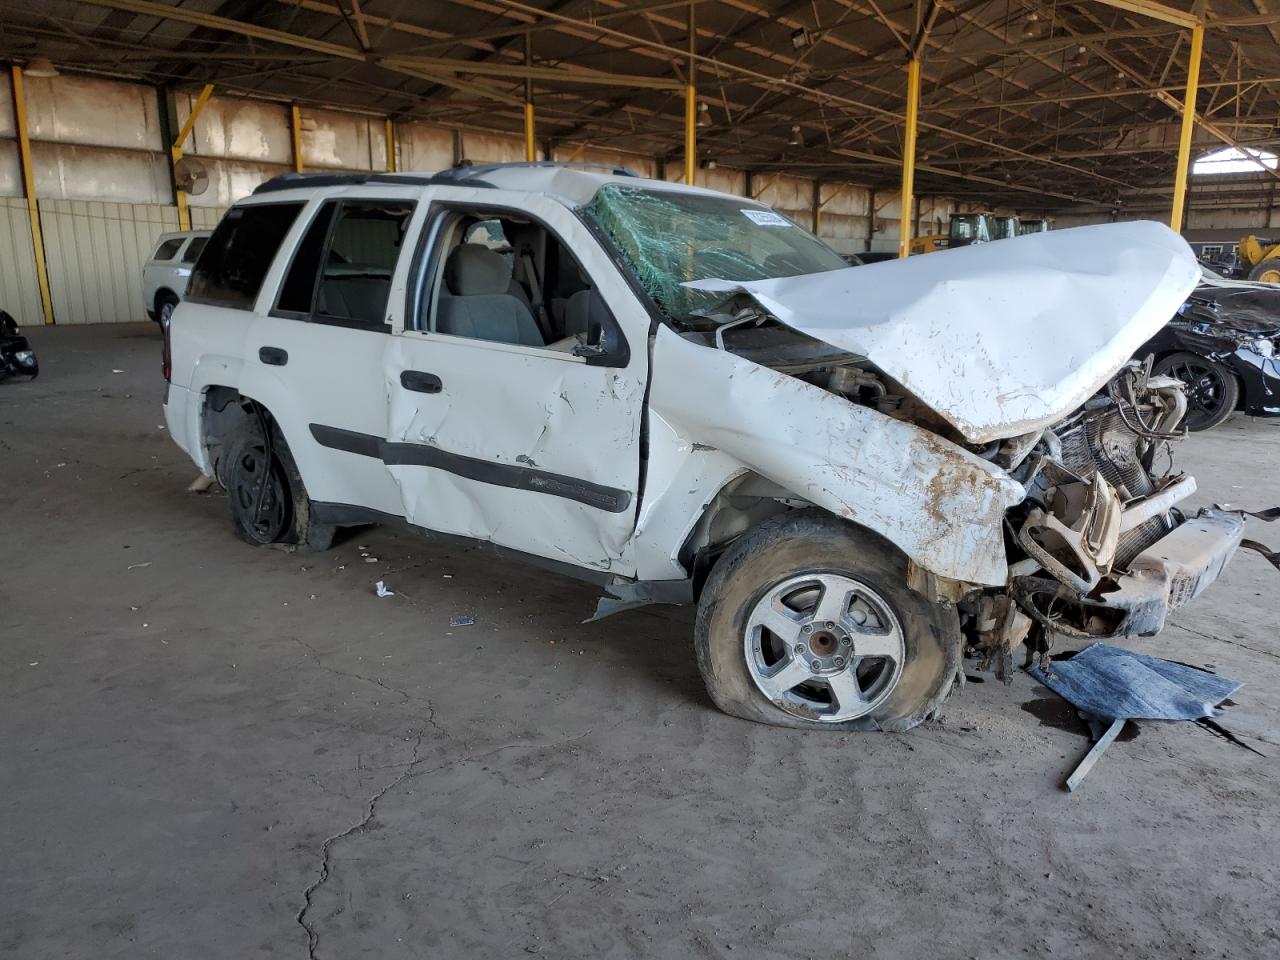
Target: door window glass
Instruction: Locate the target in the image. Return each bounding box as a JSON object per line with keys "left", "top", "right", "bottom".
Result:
{"left": 315, "top": 201, "right": 415, "bottom": 327}
{"left": 181, "top": 236, "right": 208, "bottom": 263}
{"left": 153, "top": 237, "right": 183, "bottom": 261}
{"left": 277, "top": 202, "right": 337, "bottom": 314}
{"left": 418, "top": 209, "right": 625, "bottom": 362}
{"left": 187, "top": 203, "right": 304, "bottom": 309}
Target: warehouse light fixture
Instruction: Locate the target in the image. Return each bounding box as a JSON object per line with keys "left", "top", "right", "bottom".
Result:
{"left": 788, "top": 124, "right": 803, "bottom": 146}
{"left": 790, "top": 27, "right": 810, "bottom": 50}
{"left": 696, "top": 101, "right": 711, "bottom": 127}
{"left": 1068, "top": 45, "right": 1088, "bottom": 67}
{"left": 704, "top": 159, "right": 718, "bottom": 170}
{"left": 23, "top": 58, "right": 59, "bottom": 78}
{"left": 1020, "top": 13, "right": 1043, "bottom": 39}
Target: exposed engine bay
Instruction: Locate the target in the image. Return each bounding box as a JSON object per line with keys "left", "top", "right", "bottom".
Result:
{"left": 692, "top": 303, "right": 1252, "bottom": 681}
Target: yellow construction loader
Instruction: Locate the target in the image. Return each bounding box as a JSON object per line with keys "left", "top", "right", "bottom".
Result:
{"left": 1237, "top": 235, "right": 1280, "bottom": 283}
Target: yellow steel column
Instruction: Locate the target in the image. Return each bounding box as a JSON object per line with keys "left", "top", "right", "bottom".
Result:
{"left": 683, "top": 1, "right": 696, "bottom": 185}
{"left": 898, "top": 57, "right": 921, "bottom": 259}
{"left": 385, "top": 118, "right": 396, "bottom": 172}
{"left": 290, "top": 104, "right": 304, "bottom": 172}
{"left": 1170, "top": 23, "right": 1204, "bottom": 234}
{"left": 523, "top": 33, "right": 536, "bottom": 162}
{"left": 171, "top": 83, "right": 214, "bottom": 231}
{"left": 10, "top": 65, "right": 54, "bottom": 325}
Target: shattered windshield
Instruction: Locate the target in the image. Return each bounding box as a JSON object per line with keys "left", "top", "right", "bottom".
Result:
{"left": 582, "top": 184, "right": 847, "bottom": 328}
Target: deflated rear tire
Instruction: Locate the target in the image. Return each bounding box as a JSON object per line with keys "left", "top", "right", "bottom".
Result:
{"left": 223, "top": 413, "right": 335, "bottom": 551}
{"left": 694, "top": 510, "right": 960, "bottom": 731}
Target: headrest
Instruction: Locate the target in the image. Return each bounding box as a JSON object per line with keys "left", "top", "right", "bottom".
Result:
{"left": 444, "top": 244, "right": 510, "bottom": 296}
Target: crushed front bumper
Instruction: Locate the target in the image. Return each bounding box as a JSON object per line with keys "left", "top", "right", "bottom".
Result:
{"left": 1014, "top": 508, "right": 1245, "bottom": 639}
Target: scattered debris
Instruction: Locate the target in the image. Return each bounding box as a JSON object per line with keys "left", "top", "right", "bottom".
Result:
{"left": 127, "top": 561, "right": 152, "bottom": 570}
{"left": 375, "top": 580, "right": 395, "bottom": 598}
{"left": 1030, "top": 642, "right": 1243, "bottom": 792}
{"left": 187, "top": 473, "right": 214, "bottom": 493}
{"left": 111, "top": 368, "right": 124, "bottom": 374}
{"left": 450, "top": 615, "right": 475, "bottom": 627}
{"left": 364, "top": 557, "right": 379, "bottom": 563}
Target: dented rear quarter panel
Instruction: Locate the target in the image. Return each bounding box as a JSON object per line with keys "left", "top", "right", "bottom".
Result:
{"left": 642, "top": 327, "right": 1026, "bottom": 586}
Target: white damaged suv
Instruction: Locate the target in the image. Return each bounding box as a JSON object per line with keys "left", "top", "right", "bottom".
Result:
{"left": 163, "top": 162, "right": 1258, "bottom": 731}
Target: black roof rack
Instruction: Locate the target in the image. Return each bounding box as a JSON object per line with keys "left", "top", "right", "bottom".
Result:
{"left": 250, "top": 161, "right": 638, "bottom": 196}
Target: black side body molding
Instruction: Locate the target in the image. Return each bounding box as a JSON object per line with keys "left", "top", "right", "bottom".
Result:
{"left": 309, "top": 424, "right": 633, "bottom": 514}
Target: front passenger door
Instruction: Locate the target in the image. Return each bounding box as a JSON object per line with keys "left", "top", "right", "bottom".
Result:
{"left": 383, "top": 191, "right": 648, "bottom": 575}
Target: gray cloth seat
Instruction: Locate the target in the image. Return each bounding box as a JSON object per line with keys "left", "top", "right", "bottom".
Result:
{"left": 436, "top": 244, "right": 543, "bottom": 347}
{"left": 317, "top": 275, "right": 390, "bottom": 325}
{"left": 563, "top": 289, "right": 593, "bottom": 339}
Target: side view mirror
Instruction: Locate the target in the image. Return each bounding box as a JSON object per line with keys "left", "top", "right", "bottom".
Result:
{"left": 571, "top": 289, "right": 629, "bottom": 367}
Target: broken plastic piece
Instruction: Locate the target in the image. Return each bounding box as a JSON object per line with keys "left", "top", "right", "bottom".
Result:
{"left": 450, "top": 615, "right": 475, "bottom": 626}
{"left": 375, "top": 580, "right": 394, "bottom": 598}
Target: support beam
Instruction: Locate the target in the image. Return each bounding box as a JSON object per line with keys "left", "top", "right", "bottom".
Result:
{"left": 1171, "top": 23, "right": 1205, "bottom": 232}
{"left": 898, "top": 57, "right": 920, "bottom": 259}
{"left": 385, "top": 118, "right": 396, "bottom": 172}
{"left": 683, "top": 1, "right": 696, "bottom": 186}
{"left": 291, "top": 104, "right": 304, "bottom": 173}
{"left": 1091, "top": 0, "right": 1201, "bottom": 29}
{"left": 171, "top": 83, "right": 214, "bottom": 231}
{"left": 9, "top": 65, "right": 54, "bottom": 326}
{"left": 523, "top": 33, "right": 536, "bottom": 161}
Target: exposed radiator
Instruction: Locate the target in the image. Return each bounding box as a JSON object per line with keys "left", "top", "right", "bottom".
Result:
{"left": 1057, "top": 409, "right": 1154, "bottom": 499}
{"left": 1114, "top": 514, "right": 1174, "bottom": 571}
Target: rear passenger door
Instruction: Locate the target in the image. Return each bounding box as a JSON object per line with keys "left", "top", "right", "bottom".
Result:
{"left": 239, "top": 193, "right": 419, "bottom": 516}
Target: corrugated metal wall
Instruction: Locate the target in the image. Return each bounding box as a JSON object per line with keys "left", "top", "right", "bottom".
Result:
{"left": 0, "top": 197, "right": 42, "bottom": 326}
{"left": 0, "top": 70, "right": 984, "bottom": 325}
{"left": 39, "top": 200, "right": 179, "bottom": 325}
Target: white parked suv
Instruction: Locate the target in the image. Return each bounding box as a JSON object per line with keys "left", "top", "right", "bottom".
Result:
{"left": 142, "top": 229, "right": 211, "bottom": 325}
{"left": 162, "top": 162, "right": 1261, "bottom": 731}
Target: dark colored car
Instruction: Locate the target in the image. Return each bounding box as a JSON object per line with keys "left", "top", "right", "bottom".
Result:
{"left": 843, "top": 251, "right": 897, "bottom": 266}
{"left": 0, "top": 311, "right": 38, "bottom": 382}
{"left": 1137, "top": 268, "right": 1280, "bottom": 430}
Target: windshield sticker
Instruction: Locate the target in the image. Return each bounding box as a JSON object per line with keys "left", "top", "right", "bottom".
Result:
{"left": 741, "top": 209, "right": 791, "bottom": 226}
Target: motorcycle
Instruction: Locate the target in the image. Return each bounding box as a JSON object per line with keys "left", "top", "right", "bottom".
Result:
{"left": 0, "top": 310, "right": 39, "bottom": 381}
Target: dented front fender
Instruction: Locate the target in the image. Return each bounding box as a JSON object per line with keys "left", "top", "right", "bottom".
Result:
{"left": 647, "top": 327, "right": 1025, "bottom": 586}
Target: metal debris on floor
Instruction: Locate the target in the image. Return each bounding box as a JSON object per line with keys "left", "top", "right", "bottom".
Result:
{"left": 1029, "top": 643, "right": 1243, "bottom": 792}
{"left": 374, "top": 580, "right": 394, "bottom": 598}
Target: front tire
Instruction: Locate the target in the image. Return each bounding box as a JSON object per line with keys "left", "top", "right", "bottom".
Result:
{"left": 694, "top": 510, "right": 960, "bottom": 731}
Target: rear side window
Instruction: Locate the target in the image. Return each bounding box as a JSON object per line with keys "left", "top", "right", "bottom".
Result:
{"left": 152, "top": 238, "right": 183, "bottom": 261}
{"left": 273, "top": 199, "right": 414, "bottom": 328}
{"left": 181, "top": 236, "right": 208, "bottom": 263}
{"left": 187, "top": 203, "right": 304, "bottom": 309}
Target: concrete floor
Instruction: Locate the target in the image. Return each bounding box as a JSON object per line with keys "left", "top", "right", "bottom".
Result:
{"left": 3, "top": 323, "right": 1280, "bottom": 960}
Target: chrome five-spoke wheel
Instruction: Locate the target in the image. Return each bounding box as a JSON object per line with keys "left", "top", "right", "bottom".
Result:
{"left": 744, "top": 573, "right": 905, "bottom": 723}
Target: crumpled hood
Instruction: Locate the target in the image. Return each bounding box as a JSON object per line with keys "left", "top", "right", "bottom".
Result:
{"left": 686, "top": 220, "right": 1199, "bottom": 444}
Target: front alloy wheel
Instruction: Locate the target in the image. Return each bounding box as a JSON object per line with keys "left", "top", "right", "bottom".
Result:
{"left": 695, "top": 510, "right": 960, "bottom": 732}
{"left": 744, "top": 573, "right": 905, "bottom": 722}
